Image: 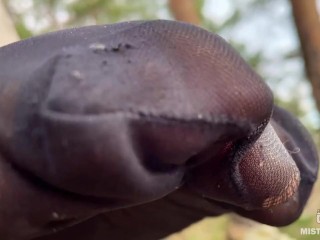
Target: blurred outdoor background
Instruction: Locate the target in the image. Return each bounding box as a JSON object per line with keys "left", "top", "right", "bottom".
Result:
{"left": 0, "top": 0, "right": 319, "bottom": 239}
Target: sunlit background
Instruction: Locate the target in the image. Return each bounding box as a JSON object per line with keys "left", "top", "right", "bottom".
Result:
{"left": 1, "top": 0, "right": 319, "bottom": 239}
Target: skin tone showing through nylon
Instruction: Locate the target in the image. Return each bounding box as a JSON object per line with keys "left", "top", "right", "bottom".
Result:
{"left": 0, "top": 20, "right": 318, "bottom": 240}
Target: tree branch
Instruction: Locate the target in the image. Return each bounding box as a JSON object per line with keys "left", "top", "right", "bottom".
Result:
{"left": 290, "top": 0, "right": 320, "bottom": 112}
{"left": 168, "top": 0, "right": 200, "bottom": 25}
